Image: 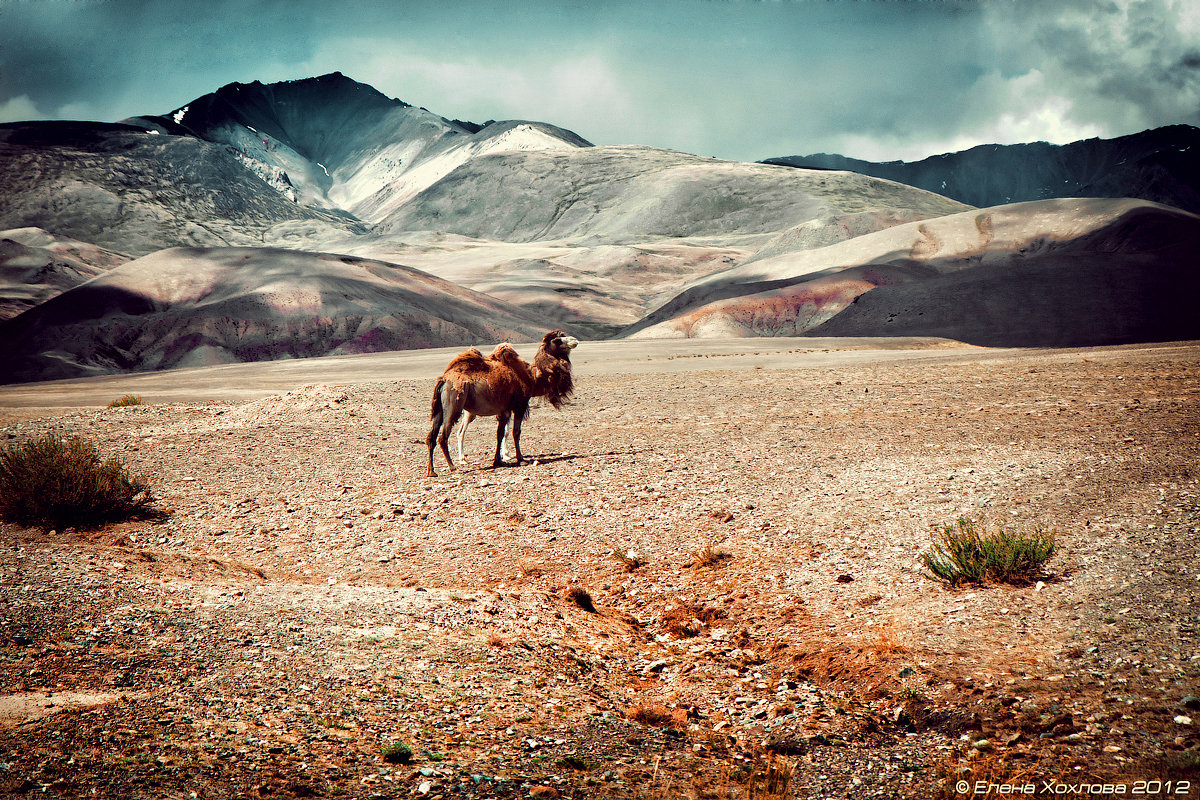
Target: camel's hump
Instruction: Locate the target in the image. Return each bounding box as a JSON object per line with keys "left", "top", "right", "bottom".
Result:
{"left": 442, "top": 347, "right": 489, "bottom": 374}
{"left": 489, "top": 343, "right": 521, "bottom": 364}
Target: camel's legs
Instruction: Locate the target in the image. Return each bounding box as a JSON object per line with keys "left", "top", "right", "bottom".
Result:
{"left": 501, "top": 423, "right": 513, "bottom": 461}
{"left": 437, "top": 389, "right": 466, "bottom": 473}
{"left": 458, "top": 412, "right": 514, "bottom": 465}
{"left": 426, "top": 382, "right": 446, "bottom": 477}
{"left": 492, "top": 411, "right": 512, "bottom": 468}
{"left": 455, "top": 412, "right": 476, "bottom": 464}
{"left": 510, "top": 398, "right": 529, "bottom": 464}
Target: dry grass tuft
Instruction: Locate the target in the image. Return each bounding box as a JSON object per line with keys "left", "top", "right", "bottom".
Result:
{"left": 662, "top": 601, "right": 726, "bottom": 638}
{"left": 691, "top": 543, "right": 733, "bottom": 568}
{"left": 929, "top": 747, "right": 1049, "bottom": 799}
{"left": 921, "top": 517, "right": 1055, "bottom": 586}
{"left": 564, "top": 584, "right": 596, "bottom": 613}
{"left": 380, "top": 740, "right": 412, "bottom": 764}
{"left": 872, "top": 622, "right": 909, "bottom": 658}
{"left": 749, "top": 753, "right": 797, "bottom": 797}
{"left": 611, "top": 546, "right": 644, "bottom": 572}
{"left": 518, "top": 560, "right": 545, "bottom": 578}
{"left": 106, "top": 394, "right": 142, "bottom": 408}
{"left": 626, "top": 703, "right": 686, "bottom": 728}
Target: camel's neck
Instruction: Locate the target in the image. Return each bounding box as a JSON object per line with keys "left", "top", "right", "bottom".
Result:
{"left": 532, "top": 352, "right": 573, "bottom": 408}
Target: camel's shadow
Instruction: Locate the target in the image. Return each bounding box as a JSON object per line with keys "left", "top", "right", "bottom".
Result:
{"left": 478, "top": 449, "right": 636, "bottom": 471}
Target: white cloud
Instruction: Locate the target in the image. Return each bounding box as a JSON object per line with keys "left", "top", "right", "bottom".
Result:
{"left": 0, "top": 95, "right": 46, "bottom": 123}
{"left": 826, "top": 0, "right": 1200, "bottom": 162}
{"left": 981, "top": 0, "right": 1200, "bottom": 134}
{"left": 299, "top": 41, "right": 636, "bottom": 142}
{"left": 54, "top": 100, "right": 103, "bottom": 121}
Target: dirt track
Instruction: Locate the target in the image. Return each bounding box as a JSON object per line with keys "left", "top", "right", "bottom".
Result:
{"left": 1, "top": 338, "right": 1198, "bottom": 799}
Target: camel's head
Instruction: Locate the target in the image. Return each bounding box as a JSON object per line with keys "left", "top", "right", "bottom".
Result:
{"left": 535, "top": 330, "right": 578, "bottom": 409}
{"left": 541, "top": 329, "right": 580, "bottom": 360}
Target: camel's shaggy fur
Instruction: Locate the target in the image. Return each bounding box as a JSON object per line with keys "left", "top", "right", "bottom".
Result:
{"left": 427, "top": 330, "right": 578, "bottom": 476}
{"left": 456, "top": 330, "right": 579, "bottom": 463}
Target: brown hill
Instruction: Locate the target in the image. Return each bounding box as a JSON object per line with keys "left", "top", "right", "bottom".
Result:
{"left": 0, "top": 228, "right": 130, "bottom": 320}
{"left": 627, "top": 199, "right": 1200, "bottom": 347}
{"left": 0, "top": 247, "right": 546, "bottom": 383}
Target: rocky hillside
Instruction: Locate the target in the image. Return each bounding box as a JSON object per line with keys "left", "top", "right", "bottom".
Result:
{"left": 138, "top": 73, "right": 592, "bottom": 223}
{"left": 0, "top": 227, "right": 130, "bottom": 320}
{"left": 379, "top": 145, "right": 968, "bottom": 243}
{"left": 763, "top": 125, "right": 1200, "bottom": 215}
{"left": 0, "top": 247, "right": 546, "bottom": 383}
{"left": 0, "top": 121, "right": 364, "bottom": 257}
{"left": 629, "top": 199, "right": 1200, "bottom": 347}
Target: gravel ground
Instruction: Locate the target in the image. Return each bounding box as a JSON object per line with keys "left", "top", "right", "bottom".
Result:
{"left": 1, "top": 339, "right": 1198, "bottom": 799}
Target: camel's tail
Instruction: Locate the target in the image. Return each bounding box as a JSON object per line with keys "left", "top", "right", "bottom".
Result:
{"left": 429, "top": 378, "right": 446, "bottom": 421}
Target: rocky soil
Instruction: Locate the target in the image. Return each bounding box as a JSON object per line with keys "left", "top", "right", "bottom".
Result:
{"left": 1, "top": 340, "right": 1198, "bottom": 799}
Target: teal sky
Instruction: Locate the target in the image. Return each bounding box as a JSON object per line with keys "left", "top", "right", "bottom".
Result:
{"left": 1, "top": 0, "right": 1197, "bottom": 162}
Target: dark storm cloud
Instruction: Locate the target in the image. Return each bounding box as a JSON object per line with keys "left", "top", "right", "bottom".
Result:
{"left": 1, "top": 0, "right": 1196, "bottom": 161}
{"left": 0, "top": 0, "right": 325, "bottom": 119}
{"left": 980, "top": 0, "right": 1200, "bottom": 135}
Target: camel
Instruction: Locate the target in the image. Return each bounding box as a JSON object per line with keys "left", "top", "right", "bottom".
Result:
{"left": 455, "top": 329, "right": 579, "bottom": 464}
{"left": 426, "top": 330, "right": 578, "bottom": 477}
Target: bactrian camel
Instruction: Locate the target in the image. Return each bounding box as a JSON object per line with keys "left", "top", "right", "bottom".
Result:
{"left": 426, "top": 330, "right": 578, "bottom": 477}
{"left": 455, "top": 330, "right": 579, "bottom": 464}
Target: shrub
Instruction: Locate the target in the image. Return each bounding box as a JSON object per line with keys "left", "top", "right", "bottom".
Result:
{"left": 611, "top": 546, "right": 644, "bottom": 572}
{"left": 692, "top": 543, "right": 732, "bottom": 568}
{"left": 626, "top": 703, "right": 685, "bottom": 728}
{"left": 564, "top": 585, "right": 596, "bottom": 613}
{"left": 556, "top": 754, "right": 596, "bottom": 771}
{"left": 662, "top": 601, "right": 725, "bottom": 638}
{"left": 920, "top": 517, "right": 1055, "bottom": 586}
{"left": 0, "top": 434, "right": 154, "bottom": 530}
{"left": 380, "top": 740, "right": 412, "bottom": 764}
{"left": 107, "top": 395, "right": 142, "bottom": 408}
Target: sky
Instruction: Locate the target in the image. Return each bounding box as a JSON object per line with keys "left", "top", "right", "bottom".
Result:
{"left": 1, "top": 0, "right": 1198, "bottom": 163}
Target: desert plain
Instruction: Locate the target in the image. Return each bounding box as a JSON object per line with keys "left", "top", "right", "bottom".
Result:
{"left": 0, "top": 335, "right": 1197, "bottom": 799}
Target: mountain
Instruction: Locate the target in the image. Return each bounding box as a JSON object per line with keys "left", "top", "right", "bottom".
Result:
{"left": 323, "top": 148, "right": 968, "bottom": 335}
{"left": 136, "top": 72, "right": 592, "bottom": 222}
{"left": 627, "top": 198, "right": 1200, "bottom": 347}
{"left": 0, "top": 228, "right": 130, "bottom": 320}
{"left": 0, "top": 120, "right": 365, "bottom": 257}
{"left": 0, "top": 246, "right": 547, "bottom": 383}
{"left": 377, "top": 145, "right": 966, "bottom": 243}
{"left": 762, "top": 125, "right": 1200, "bottom": 216}
{"left": 806, "top": 203, "right": 1200, "bottom": 347}
{"left": 1, "top": 73, "right": 1195, "bottom": 384}
{"left": 0, "top": 74, "right": 973, "bottom": 344}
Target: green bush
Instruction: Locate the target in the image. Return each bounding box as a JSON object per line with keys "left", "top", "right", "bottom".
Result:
{"left": 107, "top": 395, "right": 142, "bottom": 408}
{"left": 0, "top": 433, "right": 154, "bottom": 531}
{"left": 920, "top": 517, "right": 1055, "bottom": 586}
{"left": 380, "top": 740, "right": 412, "bottom": 764}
